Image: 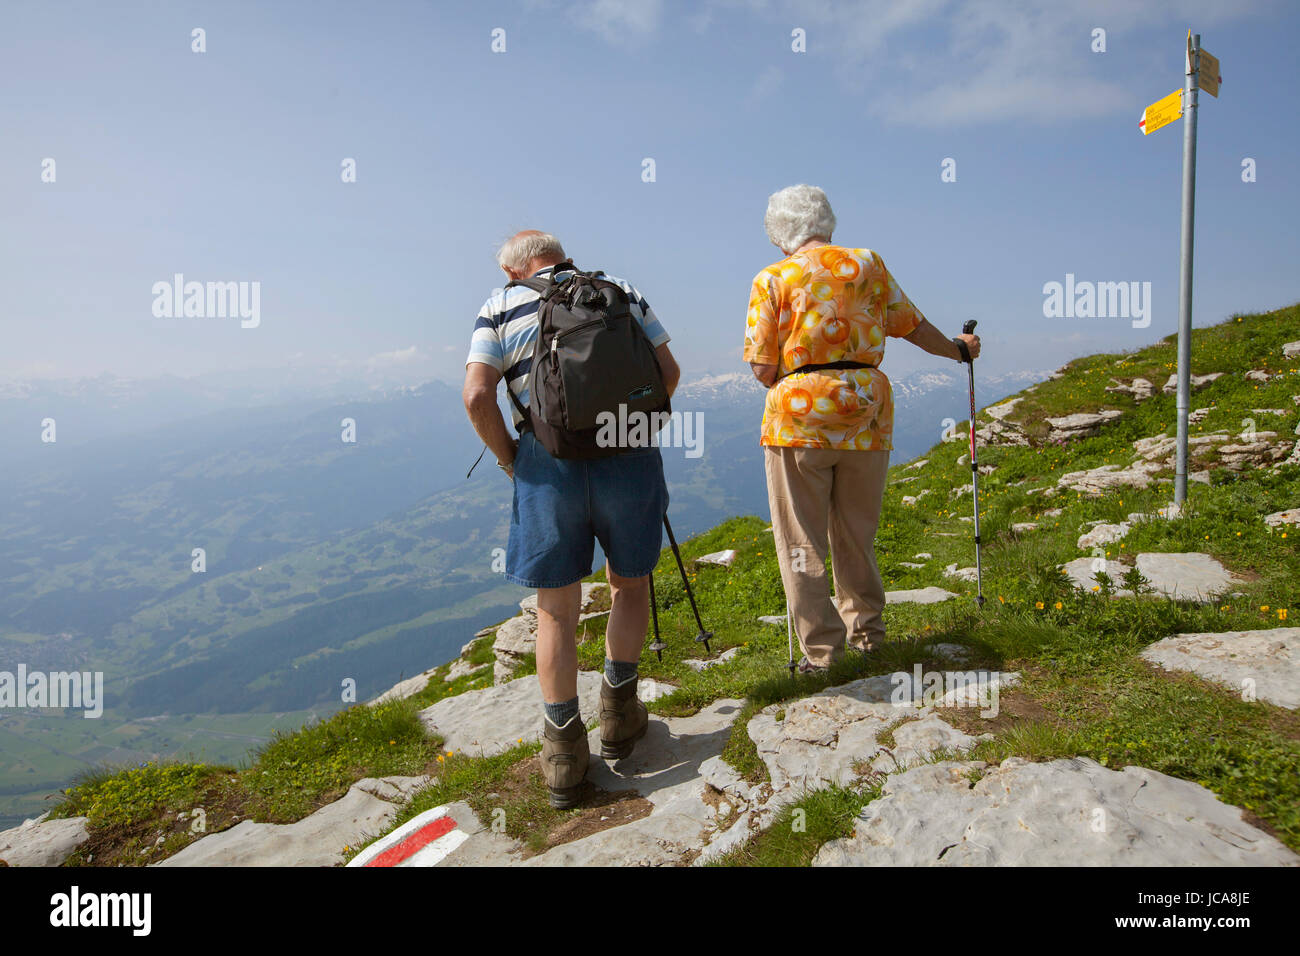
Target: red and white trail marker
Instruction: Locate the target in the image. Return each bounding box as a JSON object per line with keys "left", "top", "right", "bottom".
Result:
{"left": 347, "top": 805, "right": 469, "bottom": 867}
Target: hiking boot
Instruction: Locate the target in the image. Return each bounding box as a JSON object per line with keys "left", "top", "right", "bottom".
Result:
{"left": 599, "top": 676, "right": 648, "bottom": 761}
{"left": 847, "top": 637, "right": 882, "bottom": 655}
{"left": 796, "top": 655, "right": 830, "bottom": 674}
{"left": 541, "top": 715, "right": 589, "bottom": 809}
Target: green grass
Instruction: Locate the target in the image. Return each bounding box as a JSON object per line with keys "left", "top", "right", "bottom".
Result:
{"left": 709, "top": 785, "right": 881, "bottom": 867}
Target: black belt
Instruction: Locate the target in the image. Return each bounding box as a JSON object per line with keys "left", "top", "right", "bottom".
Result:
{"left": 776, "top": 360, "right": 875, "bottom": 381}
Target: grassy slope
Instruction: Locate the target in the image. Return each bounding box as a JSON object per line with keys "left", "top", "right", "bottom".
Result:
{"left": 41, "top": 304, "right": 1300, "bottom": 866}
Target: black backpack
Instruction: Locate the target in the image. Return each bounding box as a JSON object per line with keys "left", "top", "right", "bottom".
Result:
{"left": 505, "top": 262, "right": 670, "bottom": 459}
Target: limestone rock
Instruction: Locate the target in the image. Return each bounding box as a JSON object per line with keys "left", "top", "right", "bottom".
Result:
{"left": 905, "top": 459, "right": 929, "bottom": 470}
{"left": 1061, "top": 556, "right": 1134, "bottom": 595}
{"left": 1105, "top": 378, "right": 1155, "bottom": 402}
{"left": 420, "top": 672, "right": 606, "bottom": 757}
{"left": 696, "top": 550, "right": 738, "bottom": 568}
{"left": 1057, "top": 463, "right": 1158, "bottom": 495}
{"left": 519, "top": 582, "right": 608, "bottom": 617}
{"left": 1244, "top": 368, "right": 1271, "bottom": 383}
{"left": 1283, "top": 340, "right": 1300, "bottom": 360}
{"left": 524, "top": 698, "right": 744, "bottom": 867}
{"left": 1162, "top": 371, "right": 1224, "bottom": 394}
{"left": 369, "top": 666, "right": 440, "bottom": 705}
{"left": 887, "top": 587, "right": 959, "bottom": 604}
{"left": 1012, "top": 522, "right": 1038, "bottom": 533}
{"left": 1264, "top": 508, "right": 1300, "bottom": 528}
{"left": 157, "top": 775, "right": 432, "bottom": 867}
{"left": 1044, "top": 409, "right": 1122, "bottom": 441}
{"left": 491, "top": 614, "right": 537, "bottom": 683}
{"left": 944, "top": 564, "right": 979, "bottom": 583}
{"left": 444, "top": 658, "right": 485, "bottom": 683}
{"left": 1135, "top": 552, "right": 1240, "bottom": 602}
{"left": 0, "top": 813, "right": 90, "bottom": 867}
{"left": 1142, "top": 627, "right": 1299, "bottom": 709}
{"left": 746, "top": 673, "right": 1008, "bottom": 796}
{"left": 985, "top": 398, "right": 1022, "bottom": 421}
{"left": 914, "top": 552, "right": 933, "bottom": 560}
{"left": 974, "top": 418, "right": 1029, "bottom": 447}
{"left": 1077, "top": 522, "right": 1130, "bottom": 550}
{"left": 1216, "top": 435, "right": 1291, "bottom": 470}
{"left": 813, "top": 757, "right": 1299, "bottom": 866}
{"left": 683, "top": 646, "right": 741, "bottom": 672}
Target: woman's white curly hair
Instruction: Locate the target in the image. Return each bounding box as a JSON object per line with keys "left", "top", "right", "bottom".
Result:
{"left": 764, "top": 184, "right": 836, "bottom": 254}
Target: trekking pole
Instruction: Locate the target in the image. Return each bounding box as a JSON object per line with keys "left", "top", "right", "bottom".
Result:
{"left": 785, "top": 601, "right": 797, "bottom": 678}
{"left": 663, "top": 516, "right": 712, "bottom": 652}
{"left": 956, "top": 319, "right": 986, "bottom": 609}
{"left": 647, "top": 572, "right": 667, "bottom": 662}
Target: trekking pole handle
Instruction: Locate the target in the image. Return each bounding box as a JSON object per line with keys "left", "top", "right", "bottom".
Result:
{"left": 956, "top": 320, "right": 977, "bottom": 364}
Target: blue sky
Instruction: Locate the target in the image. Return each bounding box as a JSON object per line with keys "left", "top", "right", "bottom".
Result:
{"left": 2, "top": 0, "right": 1297, "bottom": 386}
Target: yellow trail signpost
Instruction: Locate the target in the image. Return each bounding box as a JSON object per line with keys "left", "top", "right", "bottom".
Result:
{"left": 1140, "top": 31, "right": 1223, "bottom": 504}
{"left": 1139, "top": 88, "right": 1183, "bottom": 135}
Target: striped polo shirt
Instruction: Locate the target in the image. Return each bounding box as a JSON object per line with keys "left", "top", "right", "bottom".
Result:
{"left": 465, "top": 265, "right": 671, "bottom": 427}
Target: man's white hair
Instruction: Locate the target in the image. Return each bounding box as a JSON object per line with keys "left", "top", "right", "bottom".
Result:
{"left": 764, "top": 184, "right": 836, "bottom": 254}
{"left": 496, "top": 231, "right": 566, "bottom": 272}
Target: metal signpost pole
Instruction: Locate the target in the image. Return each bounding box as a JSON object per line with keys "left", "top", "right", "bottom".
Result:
{"left": 1174, "top": 33, "right": 1201, "bottom": 506}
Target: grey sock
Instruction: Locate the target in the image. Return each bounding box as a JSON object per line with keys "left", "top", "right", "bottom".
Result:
{"left": 543, "top": 696, "right": 580, "bottom": 728}
{"left": 605, "top": 657, "right": 639, "bottom": 687}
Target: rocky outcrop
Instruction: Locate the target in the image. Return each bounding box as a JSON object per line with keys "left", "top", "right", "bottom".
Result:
{"left": 418, "top": 671, "right": 670, "bottom": 757}
{"left": 1133, "top": 552, "right": 1240, "bottom": 601}
{"left": 1056, "top": 462, "right": 1162, "bottom": 495}
{"left": 1162, "top": 371, "right": 1224, "bottom": 394}
{"left": 695, "top": 550, "right": 738, "bottom": 567}
{"left": 1076, "top": 521, "right": 1130, "bottom": 550}
{"left": 495, "top": 582, "right": 610, "bottom": 682}
{"left": 1141, "top": 627, "right": 1299, "bottom": 709}
{"left": 1264, "top": 508, "right": 1300, "bottom": 528}
{"left": 1105, "top": 377, "right": 1155, "bottom": 402}
{"left": 943, "top": 564, "right": 979, "bottom": 583}
{"left": 1044, "top": 409, "right": 1122, "bottom": 441}
{"left": 1215, "top": 433, "right": 1292, "bottom": 470}
{"left": 0, "top": 813, "right": 90, "bottom": 867}
{"left": 1060, "top": 550, "right": 1240, "bottom": 602}
{"left": 813, "top": 757, "right": 1298, "bottom": 866}
{"left": 156, "top": 775, "right": 432, "bottom": 867}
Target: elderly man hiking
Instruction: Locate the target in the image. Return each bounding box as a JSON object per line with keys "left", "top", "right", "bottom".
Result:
{"left": 463, "top": 230, "right": 681, "bottom": 808}
{"left": 743, "top": 185, "right": 981, "bottom": 672}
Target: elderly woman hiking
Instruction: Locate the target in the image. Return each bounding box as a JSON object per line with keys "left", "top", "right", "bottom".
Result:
{"left": 744, "top": 184, "right": 981, "bottom": 672}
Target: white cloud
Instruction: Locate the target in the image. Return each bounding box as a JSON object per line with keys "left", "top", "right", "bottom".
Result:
{"left": 365, "top": 346, "right": 427, "bottom": 369}
{"left": 581, "top": 0, "right": 1265, "bottom": 126}
{"left": 567, "top": 0, "right": 665, "bottom": 41}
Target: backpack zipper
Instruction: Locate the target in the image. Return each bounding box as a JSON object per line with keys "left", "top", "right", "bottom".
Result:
{"left": 550, "top": 318, "right": 610, "bottom": 368}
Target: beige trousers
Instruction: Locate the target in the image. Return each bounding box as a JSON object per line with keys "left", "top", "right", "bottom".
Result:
{"left": 764, "top": 445, "right": 890, "bottom": 667}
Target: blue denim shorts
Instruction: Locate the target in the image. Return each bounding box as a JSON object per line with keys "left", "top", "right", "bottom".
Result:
{"left": 506, "top": 430, "right": 669, "bottom": 588}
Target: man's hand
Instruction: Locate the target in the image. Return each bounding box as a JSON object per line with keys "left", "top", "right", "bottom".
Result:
{"left": 954, "top": 333, "right": 981, "bottom": 362}
{"left": 499, "top": 439, "right": 518, "bottom": 481}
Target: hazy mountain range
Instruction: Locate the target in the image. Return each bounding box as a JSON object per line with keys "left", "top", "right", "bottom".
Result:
{"left": 0, "top": 362, "right": 1044, "bottom": 827}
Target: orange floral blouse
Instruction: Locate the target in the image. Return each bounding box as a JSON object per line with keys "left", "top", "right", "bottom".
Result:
{"left": 743, "top": 245, "right": 925, "bottom": 450}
